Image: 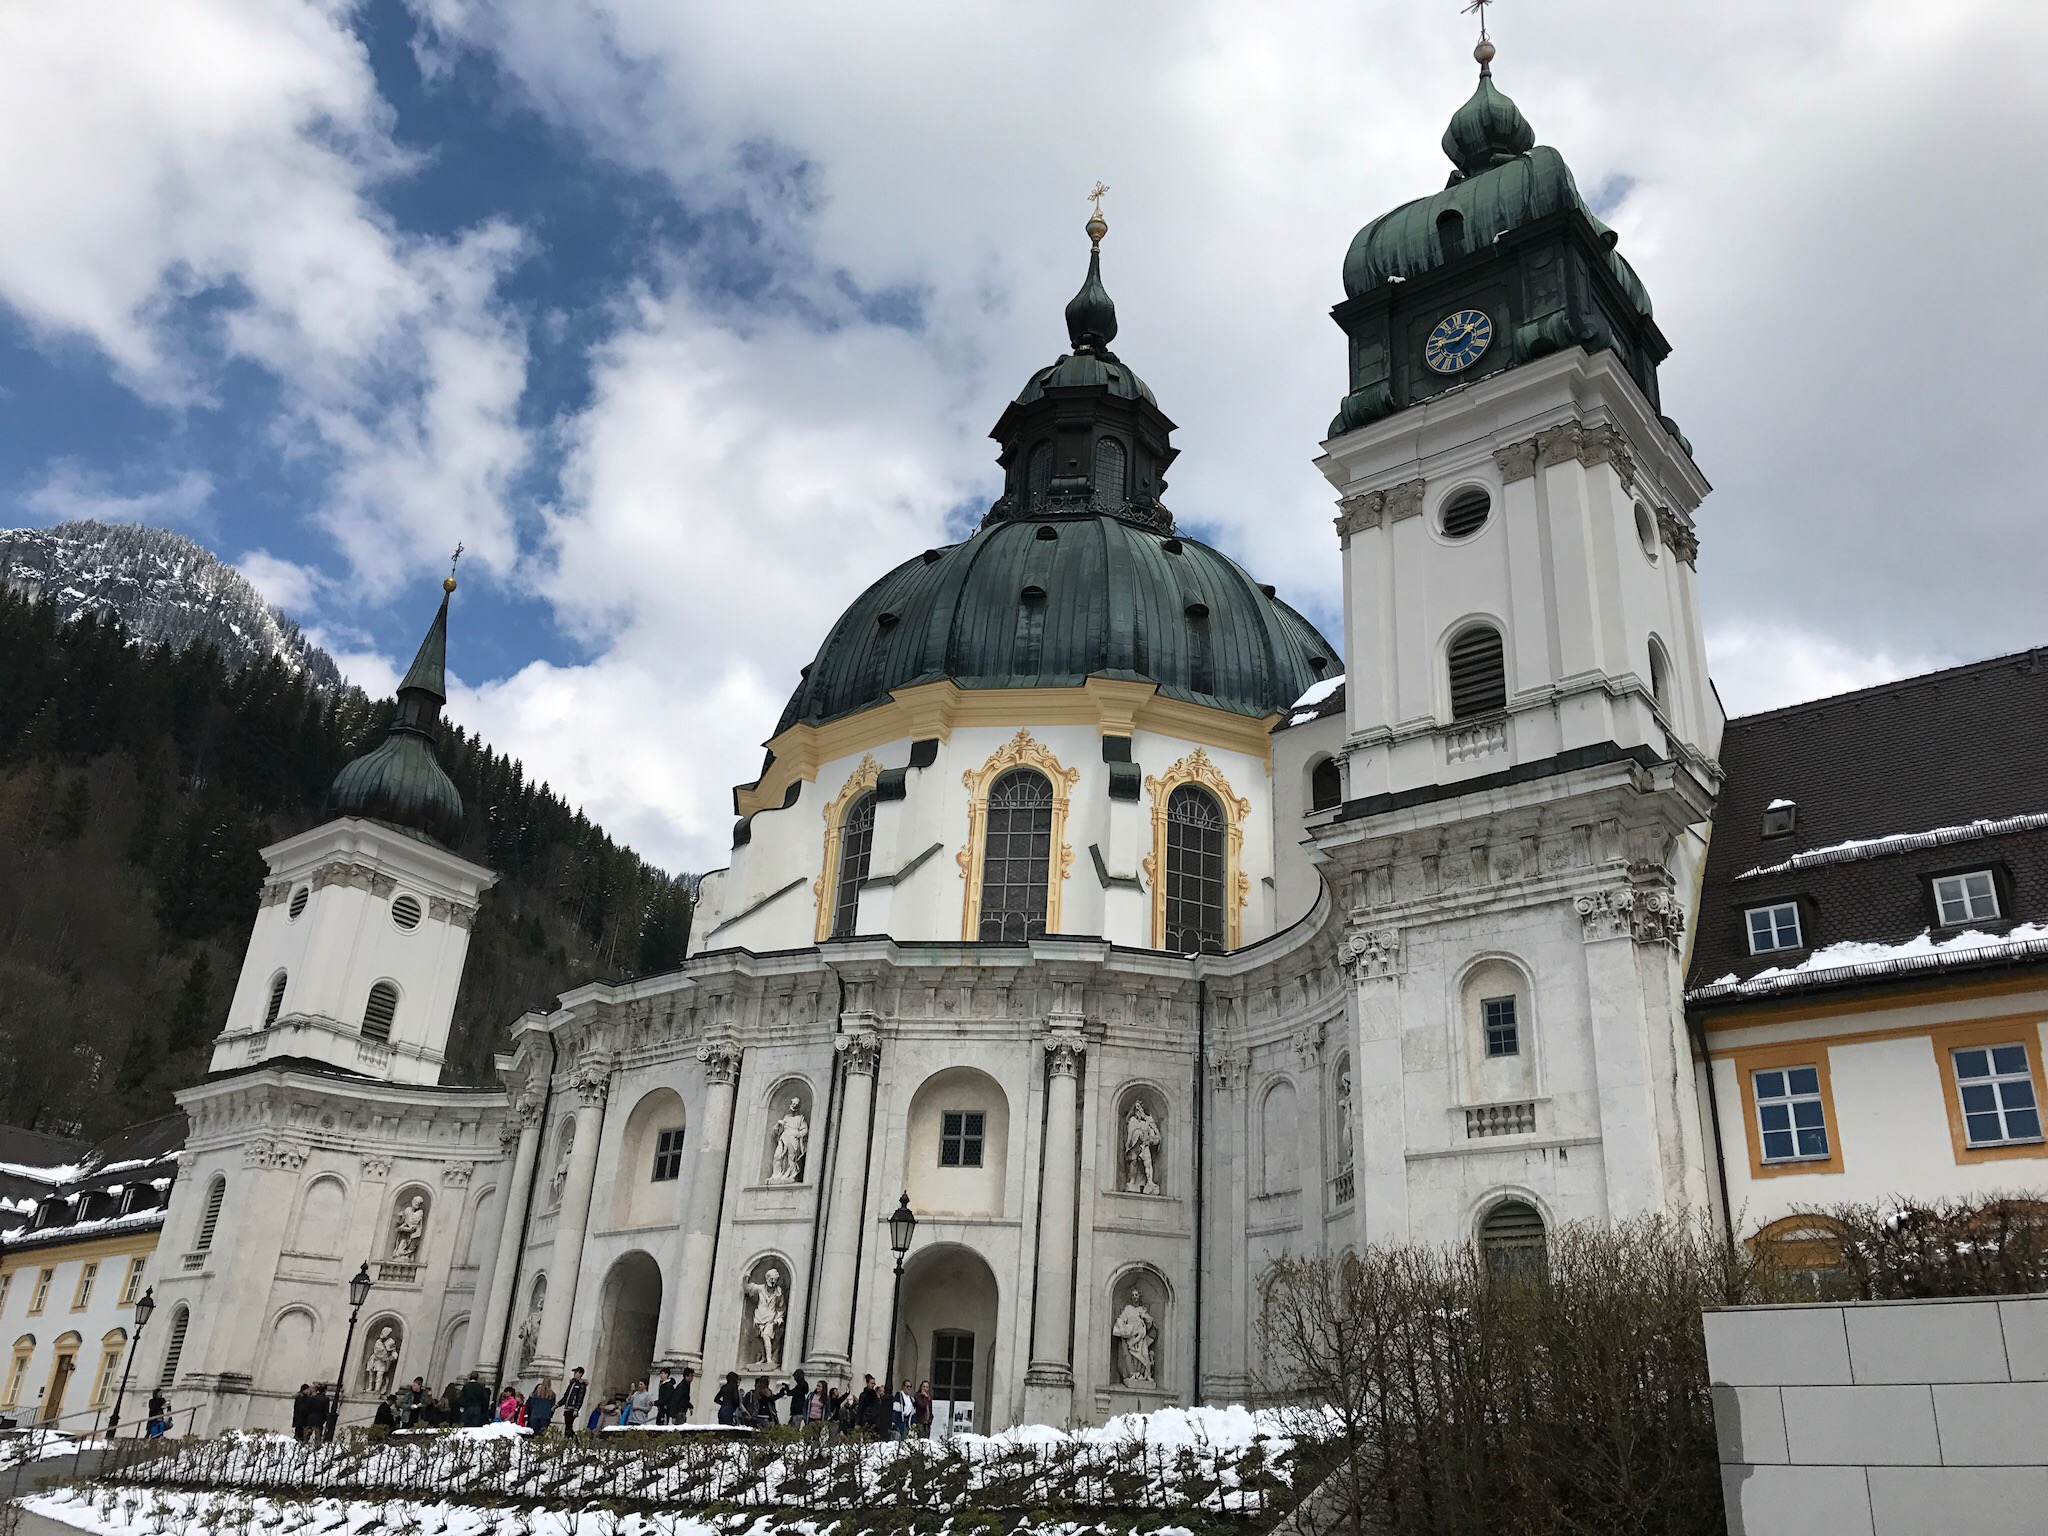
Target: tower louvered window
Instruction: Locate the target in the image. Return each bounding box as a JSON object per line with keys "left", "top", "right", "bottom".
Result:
{"left": 1448, "top": 625, "right": 1507, "bottom": 720}
{"left": 157, "top": 1306, "right": 189, "bottom": 1390}
{"left": 978, "top": 769, "right": 1053, "bottom": 942}
{"left": 1481, "top": 1199, "right": 1547, "bottom": 1280}
{"left": 831, "top": 792, "right": 877, "bottom": 939}
{"left": 263, "top": 972, "right": 287, "bottom": 1025}
{"left": 1092, "top": 436, "right": 1126, "bottom": 503}
{"left": 362, "top": 982, "right": 399, "bottom": 1042}
{"left": 195, "top": 1177, "right": 225, "bottom": 1253}
{"left": 1163, "top": 785, "right": 1227, "bottom": 953}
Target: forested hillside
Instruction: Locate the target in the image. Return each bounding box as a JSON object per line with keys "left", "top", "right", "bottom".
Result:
{"left": 0, "top": 586, "right": 692, "bottom": 1138}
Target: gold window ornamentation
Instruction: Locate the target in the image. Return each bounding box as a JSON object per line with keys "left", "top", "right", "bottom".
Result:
{"left": 957, "top": 730, "right": 1079, "bottom": 941}
{"left": 813, "top": 754, "right": 883, "bottom": 942}
{"left": 1143, "top": 747, "right": 1251, "bottom": 951}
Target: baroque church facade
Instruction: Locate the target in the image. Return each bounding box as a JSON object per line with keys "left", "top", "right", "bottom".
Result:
{"left": 126, "top": 46, "right": 2044, "bottom": 1437}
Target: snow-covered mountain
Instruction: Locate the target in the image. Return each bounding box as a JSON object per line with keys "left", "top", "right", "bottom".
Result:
{"left": 0, "top": 521, "right": 341, "bottom": 688}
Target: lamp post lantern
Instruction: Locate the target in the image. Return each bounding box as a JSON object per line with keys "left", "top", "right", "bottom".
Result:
{"left": 882, "top": 1193, "right": 916, "bottom": 1424}
{"left": 328, "top": 1262, "right": 373, "bottom": 1441}
{"left": 106, "top": 1286, "right": 155, "bottom": 1439}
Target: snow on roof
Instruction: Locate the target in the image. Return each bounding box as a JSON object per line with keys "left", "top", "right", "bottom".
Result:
{"left": 1735, "top": 812, "right": 2048, "bottom": 881}
{"left": 1286, "top": 673, "right": 1345, "bottom": 726}
{"left": 1765, "top": 798, "right": 1795, "bottom": 810}
{"left": 0, "top": 1204, "right": 166, "bottom": 1248}
{"left": 0, "top": 1159, "right": 87, "bottom": 1185}
{"left": 1689, "top": 922, "right": 2048, "bottom": 1003}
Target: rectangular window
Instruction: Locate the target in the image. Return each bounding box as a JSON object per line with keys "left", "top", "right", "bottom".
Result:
{"left": 1933, "top": 871, "right": 2000, "bottom": 927}
{"left": 72, "top": 1261, "right": 97, "bottom": 1311}
{"left": 939, "top": 1110, "right": 985, "bottom": 1168}
{"left": 1482, "top": 996, "right": 1519, "bottom": 1058}
{"left": 1953, "top": 1044, "right": 2043, "bottom": 1147}
{"left": 91, "top": 1343, "right": 124, "bottom": 1408}
{"left": 28, "top": 1269, "right": 53, "bottom": 1316}
{"left": 650, "top": 1127, "right": 686, "bottom": 1182}
{"left": 931, "top": 1329, "right": 975, "bottom": 1402}
{"left": 0, "top": 1272, "right": 11, "bottom": 1314}
{"left": 118, "top": 1258, "right": 145, "bottom": 1307}
{"left": 1746, "top": 902, "right": 1802, "bottom": 954}
{"left": 2, "top": 1351, "right": 27, "bottom": 1408}
{"left": 1754, "top": 1066, "right": 1831, "bottom": 1163}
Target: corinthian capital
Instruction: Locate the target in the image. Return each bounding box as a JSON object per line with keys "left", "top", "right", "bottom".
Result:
{"left": 1045, "top": 1037, "right": 1086, "bottom": 1079}
{"left": 696, "top": 1042, "right": 743, "bottom": 1086}
{"left": 835, "top": 1030, "right": 881, "bottom": 1078}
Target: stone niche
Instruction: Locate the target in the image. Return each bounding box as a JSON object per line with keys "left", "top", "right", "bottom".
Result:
{"left": 1098, "top": 1265, "right": 1172, "bottom": 1414}
{"left": 1109, "top": 1081, "right": 1170, "bottom": 1199}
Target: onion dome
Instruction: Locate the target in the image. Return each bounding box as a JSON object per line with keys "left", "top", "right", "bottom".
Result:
{"left": 1441, "top": 62, "right": 1535, "bottom": 181}
{"left": 328, "top": 577, "right": 466, "bottom": 850}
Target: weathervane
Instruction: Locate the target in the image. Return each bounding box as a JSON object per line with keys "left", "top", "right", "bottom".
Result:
{"left": 1463, "top": 0, "right": 1497, "bottom": 69}
{"left": 446, "top": 542, "right": 464, "bottom": 594}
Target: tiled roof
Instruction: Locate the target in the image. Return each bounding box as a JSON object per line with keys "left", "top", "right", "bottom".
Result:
{"left": 0, "top": 1112, "right": 186, "bottom": 1250}
{"left": 1687, "top": 648, "right": 2048, "bottom": 1006}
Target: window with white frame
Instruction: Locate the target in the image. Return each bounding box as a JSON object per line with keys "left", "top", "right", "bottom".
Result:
{"left": 118, "top": 1258, "right": 144, "bottom": 1307}
{"left": 1483, "top": 996, "right": 1519, "bottom": 1058}
{"left": 72, "top": 1261, "right": 97, "bottom": 1311}
{"left": 1953, "top": 1044, "right": 2042, "bottom": 1147}
{"left": 1754, "top": 1066, "right": 1830, "bottom": 1163}
{"left": 939, "top": 1110, "right": 985, "bottom": 1168}
{"left": 1933, "top": 871, "right": 2000, "bottom": 927}
{"left": 28, "top": 1270, "right": 52, "bottom": 1315}
{"left": 650, "top": 1127, "right": 685, "bottom": 1182}
{"left": 1746, "top": 902, "right": 1802, "bottom": 954}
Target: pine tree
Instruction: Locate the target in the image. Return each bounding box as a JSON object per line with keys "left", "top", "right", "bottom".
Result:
{"left": 165, "top": 951, "right": 216, "bottom": 1054}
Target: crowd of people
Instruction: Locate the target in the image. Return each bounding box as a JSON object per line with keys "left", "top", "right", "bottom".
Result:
{"left": 291, "top": 1363, "right": 953, "bottom": 1441}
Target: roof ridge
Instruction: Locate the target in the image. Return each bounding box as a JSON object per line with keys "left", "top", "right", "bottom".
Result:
{"left": 1729, "top": 646, "right": 2048, "bottom": 727}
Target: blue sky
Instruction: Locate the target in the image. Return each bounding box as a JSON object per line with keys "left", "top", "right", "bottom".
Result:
{"left": 2, "top": 1, "right": 2044, "bottom": 873}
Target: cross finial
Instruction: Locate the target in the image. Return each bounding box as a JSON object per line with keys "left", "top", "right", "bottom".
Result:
{"left": 1463, "top": 0, "right": 1497, "bottom": 70}
{"left": 445, "top": 542, "right": 463, "bottom": 594}
{"left": 1087, "top": 182, "right": 1110, "bottom": 218}
{"left": 1084, "top": 182, "right": 1110, "bottom": 248}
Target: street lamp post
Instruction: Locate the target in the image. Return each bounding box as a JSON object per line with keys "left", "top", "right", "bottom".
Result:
{"left": 882, "top": 1193, "right": 916, "bottom": 1431}
{"left": 107, "top": 1286, "right": 155, "bottom": 1439}
{"left": 328, "top": 1263, "right": 373, "bottom": 1441}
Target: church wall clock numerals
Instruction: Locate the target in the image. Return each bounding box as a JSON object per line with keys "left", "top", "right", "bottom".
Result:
{"left": 1424, "top": 308, "right": 1493, "bottom": 374}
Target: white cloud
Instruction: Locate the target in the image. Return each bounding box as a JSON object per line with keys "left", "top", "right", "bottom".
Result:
{"left": 23, "top": 465, "right": 214, "bottom": 529}
{"left": 1704, "top": 622, "right": 1953, "bottom": 720}
{"left": 0, "top": 0, "right": 529, "bottom": 594}
{"left": 233, "top": 549, "right": 323, "bottom": 614}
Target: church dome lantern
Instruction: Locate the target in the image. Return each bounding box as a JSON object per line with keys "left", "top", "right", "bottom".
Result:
{"left": 328, "top": 574, "right": 467, "bottom": 851}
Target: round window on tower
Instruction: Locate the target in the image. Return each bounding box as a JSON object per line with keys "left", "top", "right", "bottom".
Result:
{"left": 391, "top": 894, "right": 423, "bottom": 931}
{"left": 1634, "top": 503, "right": 1660, "bottom": 563}
{"left": 1438, "top": 486, "right": 1492, "bottom": 539}
{"left": 287, "top": 887, "right": 309, "bottom": 922}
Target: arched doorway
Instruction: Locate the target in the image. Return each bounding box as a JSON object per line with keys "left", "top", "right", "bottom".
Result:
{"left": 593, "top": 1251, "right": 662, "bottom": 1399}
{"left": 895, "top": 1244, "right": 998, "bottom": 1434}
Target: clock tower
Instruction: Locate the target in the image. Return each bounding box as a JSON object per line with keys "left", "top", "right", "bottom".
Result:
{"left": 1310, "top": 40, "right": 1726, "bottom": 1243}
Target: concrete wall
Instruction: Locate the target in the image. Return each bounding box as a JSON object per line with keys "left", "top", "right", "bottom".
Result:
{"left": 1707, "top": 1295, "right": 2048, "bottom": 1535}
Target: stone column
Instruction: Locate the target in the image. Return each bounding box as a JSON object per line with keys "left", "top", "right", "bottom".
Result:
{"left": 1341, "top": 924, "right": 1409, "bottom": 1246}
{"left": 1576, "top": 885, "right": 1683, "bottom": 1218}
{"left": 474, "top": 1096, "right": 541, "bottom": 1383}
{"left": 807, "top": 1029, "right": 880, "bottom": 1376}
{"left": 663, "top": 1042, "right": 742, "bottom": 1380}
{"left": 529, "top": 1070, "right": 609, "bottom": 1380}
{"left": 1023, "top": 1020, "right": 1086, "bottom": 1426}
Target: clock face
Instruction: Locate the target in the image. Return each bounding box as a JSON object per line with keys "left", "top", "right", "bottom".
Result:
{"left": 1424, "top": 308, "right": 1493, "bottom": 374}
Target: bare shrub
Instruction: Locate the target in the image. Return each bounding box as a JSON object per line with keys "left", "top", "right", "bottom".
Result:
{"left": 1257, "top": 1214, "right": 1761, "bottom": 1536}
{"left": 1796, "top": 1197, "right": 2048, "bottom": 1300}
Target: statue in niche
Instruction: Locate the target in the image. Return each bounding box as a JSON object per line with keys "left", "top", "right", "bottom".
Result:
{"left": 389, "top": 1195, "right": 427, "bottom": 1264}
{"left": 770, "top": 1099, "right": 809, "bottom": 1184}
{"left": 517, "top": 1284, "right": 545, "bottom": 1369}
{"left": 363, "top": 1327, "right": 399, "bottom": 1396}
{"left": 1122, "top": 1099, "right": 1161, "bottom": 1195}
{"left": 1335, "top": 1066, "right": 1355, "bottom": 1172}
{"left": 550, "top": 1125, "right": 574, "bottom": 1207}
{"left": 743, "top": 1267, "right": 786, "bottom": 1368}
{"left": 1113, "top": 1289, "right": 1156, "bottom": 1387}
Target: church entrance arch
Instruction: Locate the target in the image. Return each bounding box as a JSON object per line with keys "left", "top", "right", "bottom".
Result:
{"left": 895, "top": 1243, "right": 998, "bottom": 1434}
{"left": 593, "top": 1251, "right": 662, "bottom": 1399}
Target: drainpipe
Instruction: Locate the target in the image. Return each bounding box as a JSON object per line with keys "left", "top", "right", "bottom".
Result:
{"left": 1692, "top": 1013, "right": 1737, "bottom": 1256}
{"left": 493, "top": 1030, "right": 559, "bottom": 1391}
{"left": 1191, "top": 973, "right": 1207, "bottom": 1405}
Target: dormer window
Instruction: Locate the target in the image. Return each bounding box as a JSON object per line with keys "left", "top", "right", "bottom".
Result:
{"left": 1746, "top": 902, "right": 1803, "bottom": 955}
{"left": 1761, "top": 800, "right": 1797, "bottom": 838}
{"left": 1933, "top": 871, "right": 2000, "bottom": 928}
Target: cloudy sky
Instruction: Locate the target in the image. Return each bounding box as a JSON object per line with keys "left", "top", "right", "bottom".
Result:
{"left": 1, "top": 0, "right": 2042, "bottom": 875}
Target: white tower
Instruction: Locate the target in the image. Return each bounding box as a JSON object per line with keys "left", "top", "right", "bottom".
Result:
{"left": 1310, "top": 44, "right": 1725, "bottom": 1245}
{"left": 210, "top": 579, "right": 495, "bottom": 1085}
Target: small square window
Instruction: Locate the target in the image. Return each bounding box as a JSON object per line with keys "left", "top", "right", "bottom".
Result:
{"left": 1953, "top": 1044, "right": 2042, "bottom": 1147}
{"left": 1482, "top": 996, "right": 1519, "bottom": 1058}
{"left": 650, "top": 1127, "right": 686, "bottom": 1182}
{"left": 1761, "top": 800, "right": 1797, "bottom": 838}
{"left": 939, "top": 1110, "right": 985, "bottom": 1168}
{"left": 1746, "top": 903, "right": 1803, "bottom": 954}
{"left": 1754, "top": 1066, "right": 1830, "bottom": 1163}
{"left": 1933, "top": 872, "right": 2000, "bottom": 927}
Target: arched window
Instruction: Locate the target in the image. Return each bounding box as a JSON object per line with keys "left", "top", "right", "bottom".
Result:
{"left": 1480, "top": 1199, "right": 1547, "bottom": 1280}
{"left": 195, "top": 1176, "right": 225, "bottom": 1254}
{"left": 1309, "top": 757, "right": 1343, "bottom": 812}
{"left": 1026, "top": 442, "right": 1053, "bottom": 508}
{"left": 978, "top": 769, "right": 1053, "bottom": 942}
{"left": 830, "top": 792, "right": 877, "bottom": 939}
{"left": 1162, "top": 785, "right": 1227, "bottom": 953}
{"left": 362, "top": 982, "right": 399, "bottom": 1042}
{"left": 264, "top": 971, "right": 287, "bottom": 1025}
{"left": 157, "top": 1306, "right": 189, "bottom": 1391}
{"left": 1648, "top": 636, "right": 1673, "bottom": 716}
{"left": 1436, "top": 207, "right": 1466, "bottom": 259}
{"left": 1092, "top": 436, "right": 1127, "bottom": 502}
{"left": 1448, "top": 624, "right": 1507, "bottom": 720}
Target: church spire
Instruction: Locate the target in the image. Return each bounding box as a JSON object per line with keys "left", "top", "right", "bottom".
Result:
{"left": 1064, "top": 186, "right": 1119, "bottom": 357}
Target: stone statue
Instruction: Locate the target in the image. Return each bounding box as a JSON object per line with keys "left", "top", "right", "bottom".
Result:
{"left": 390, "top": 1195, "right": 427, "bottom": 1264}
{"left": 743, "top": 1267, "right": 786, "bottom": 1367}
{"left": 550, "top": 1125, "right": 574, "bottom": 1207}
{"left": 517, "top": 1285, "right": 544, "bottom": 1369}
{"left": 1112, "top": 1289, "right": 1156, "bottom": 1387}
{"left": 770, "top": 1099, "right": 809, "bottom": 1184}
{"left": 364, "top": 1327, "right": 399, "bottom": 1396}
{"left": 1123, "top": 1099, "right": 1161, "bottom": 1195}
{"left": 1335, "top": 1066, "right": 1355, "bottom": 1171}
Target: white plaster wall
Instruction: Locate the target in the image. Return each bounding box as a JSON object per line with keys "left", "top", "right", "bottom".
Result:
{"left": 0, "top": 1236, "right": 159, "bottom": 1429}
{"left": 1271, "top": 711, "right": 1346, "bottom": 933}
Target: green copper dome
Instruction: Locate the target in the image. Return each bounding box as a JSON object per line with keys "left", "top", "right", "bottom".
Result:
{"left": 328, "top": 584, "right": 466, "bottom": 850}
{"left": 774, "top": 514, "right": 1336, "bottom": 734}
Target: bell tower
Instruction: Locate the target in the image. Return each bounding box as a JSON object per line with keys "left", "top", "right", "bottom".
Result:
{"left": 1312, "top": 37, "right": 1725, "bottom": 1242}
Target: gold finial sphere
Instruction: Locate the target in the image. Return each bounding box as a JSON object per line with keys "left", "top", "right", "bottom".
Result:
{"left": 1085, "top": 211, "right": 1108, "bottom": 244}
{"left": 443, "top": 576, "right": 458, "bottom": 593}
{"left": 1474, "top": 37, "right": 1496, "bottom": 66}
